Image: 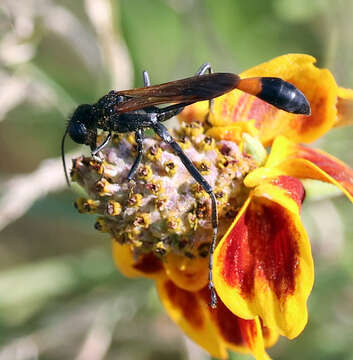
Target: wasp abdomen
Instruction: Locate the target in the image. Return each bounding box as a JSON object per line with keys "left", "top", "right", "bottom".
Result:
{"left": 259, "top": 77, "right": 310, "bottom": 115}
{"left": 238, "top": 77, "right": 311, "bottom": 115}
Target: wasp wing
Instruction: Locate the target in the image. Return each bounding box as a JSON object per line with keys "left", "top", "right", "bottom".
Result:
{"left": 114, "top": 73, "right": 240, "bottom": 113}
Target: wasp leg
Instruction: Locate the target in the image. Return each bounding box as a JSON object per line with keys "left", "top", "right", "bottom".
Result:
{"left": 152, "top": 121, "right": 218, "bottom": 308}
{"left": 196, "top": 63, "right": 214, "bottom": 122}
{"left": 196, "top": 62, "right": 213, "bottom": 76}
{"left": 91, "top": 132, "right": 112, "bottom": 156}
{"left": 155, "top": 103, "right": 187, "bottom": 122}
{"left": 142, "top": 70, "right": 151, "bottom": 86}
{"left": 127, "top": 128, "right": 144, "bottom": 181}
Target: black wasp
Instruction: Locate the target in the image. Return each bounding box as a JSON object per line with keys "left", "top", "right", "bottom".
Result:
{"left": 61, "top": 63, "right": 311, "bottom": 307}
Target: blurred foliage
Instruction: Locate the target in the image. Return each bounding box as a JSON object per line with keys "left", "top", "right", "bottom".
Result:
{"left": 0, "top": 0, "right": 352, "bottom": 359}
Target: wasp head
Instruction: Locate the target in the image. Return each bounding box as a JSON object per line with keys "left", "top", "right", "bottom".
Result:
{"left": 62, "top": 104, "right": 98, "bottom": 186}
{"left": 67, "top": 104, "right": 98, "bottom": 146}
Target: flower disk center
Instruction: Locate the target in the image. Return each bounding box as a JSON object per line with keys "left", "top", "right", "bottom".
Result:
{"left": 72, "top": 123, "right": 257, "bottom": 259}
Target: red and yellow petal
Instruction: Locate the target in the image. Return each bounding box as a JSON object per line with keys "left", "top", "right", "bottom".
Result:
{"left": 261, "top": 321, "right": 279, "bottom": 349}
{"left": 157, "top": 276, "right": 228, "bottom": 359}
{"left": 265, "top": 136, "right": 353, "bottom": 202}
{"left": 245, "top": 174, "right": 306, "bottom": 213}
{"left": 163, "top": 252, "right": 209, "bottom": 292}
{"left": 112, "top": 241, "right": 164, "bottom": 279}
{"left": 213, "top": 181, "right": 314, "bottom": 339}
{"left": 157, "top": 276, "right": 274, "bottom": 359}
{"left": 225, "top": 316, "right": 266, "bottom": 358}
{"left": 198, "top": 288, "right": 272, "bottom": 359}
{"left": 179, "top": 54, "right": 340, "bottom": 145}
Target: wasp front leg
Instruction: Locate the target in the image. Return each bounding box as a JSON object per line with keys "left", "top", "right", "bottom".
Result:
{"left": 91, "top": 132, "right": 112, "bottom": 156}
{"left": 125, "top": 70, "right": 151, "bottom": 181}
{"left": 127, "top": 128, "right": 144, "bottom": 181}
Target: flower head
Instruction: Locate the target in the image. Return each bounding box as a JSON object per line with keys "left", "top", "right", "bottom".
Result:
{"left": 72, "top": 54, "right": 353, "bottom": 359}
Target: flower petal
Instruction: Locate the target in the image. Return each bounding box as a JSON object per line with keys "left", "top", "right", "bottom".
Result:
{"left": 157, "top": 277, "right": 274, "bottom": 359}
{"left": 205, "top": 120, "right": 259, "bottom": 144}
{"left": 157, "top": 277, "right": 228, "bottom": 359}
{"left": 336, "top": 87, "right": 353, "bottom": 127}
{"left": 261, "top": 321, "right": 279, "bottom": 349}
{"left": 198, "top": 288, "right": 273, "bottom": 359}
{"left": 245, "top": 173, "right": 306, "bottom": 213}
{"left": 179, "top": 54, "right": 339, "bottom": 145}
{"left": 213, "top": 183, "right": 314, "bottom": 339}
{"left": 163, "top": 252, "right": 209, "bottom": 292}
{"left": 266, "top": 136, "right": 353, "bottom": 202}
{"left": 112, "top": 241, "right": 164, "bottom": 279}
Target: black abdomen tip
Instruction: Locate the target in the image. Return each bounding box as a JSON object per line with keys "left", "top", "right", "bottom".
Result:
{"left": 259, "top": 78, "right": 311, "bottom": 115}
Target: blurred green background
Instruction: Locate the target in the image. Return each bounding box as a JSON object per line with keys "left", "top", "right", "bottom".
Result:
{"left": 0, "top": 0, "right": 352, "bottom": 359}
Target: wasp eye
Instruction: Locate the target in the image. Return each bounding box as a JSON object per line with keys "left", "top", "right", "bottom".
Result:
{"left": 68, "top": 104, "right": 95, "bottom": 144}
{"left": 68, "top": 121, "right": 87, "bottom": 144}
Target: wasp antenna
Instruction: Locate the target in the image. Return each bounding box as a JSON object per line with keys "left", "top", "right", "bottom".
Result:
{"left": 61, "top": 126, "right": 71, "bottom": 187}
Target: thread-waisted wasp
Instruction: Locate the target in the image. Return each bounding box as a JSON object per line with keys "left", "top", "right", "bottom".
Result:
{"left": 62, "top": 63, "right": 311, "bottom": 307}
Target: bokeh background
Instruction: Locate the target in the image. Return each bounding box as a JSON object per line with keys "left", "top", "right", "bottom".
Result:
{"left": 0, "top": 0, "right": 352, "bottom": 359}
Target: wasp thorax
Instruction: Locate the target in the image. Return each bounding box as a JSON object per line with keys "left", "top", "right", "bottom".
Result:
{"left": 71, "top": 123, "right": 259, "bottom": 259}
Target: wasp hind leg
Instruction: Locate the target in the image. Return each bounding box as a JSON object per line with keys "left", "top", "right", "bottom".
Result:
{"left": 152, "top": 121, "right": 218, "bottom": 308}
